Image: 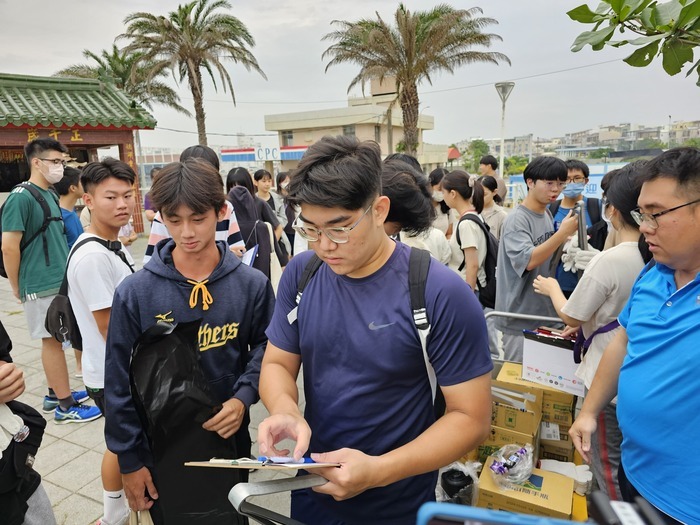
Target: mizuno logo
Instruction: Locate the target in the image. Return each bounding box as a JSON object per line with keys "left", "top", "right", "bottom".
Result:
{"left": 155, "top": 311, "right": 174, "bottom": 323}
{"left": 368, "top": 321, "right": 395, "bottom": 331}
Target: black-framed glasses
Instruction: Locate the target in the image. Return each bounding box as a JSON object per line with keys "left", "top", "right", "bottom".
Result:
{"left": 38, "top": 158, "right": 67, "bottom": 167}
{"left": 292, "top": 204, "right": 372, "bottom": 244}
{"left": 566, "top": 175, "right": 586, "bottom": 184}
{"left": 631, "top": 197, "right": 700, "bottom": 230}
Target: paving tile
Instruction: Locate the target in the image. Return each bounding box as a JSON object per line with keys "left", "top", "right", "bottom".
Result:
{"left": 64, "top": 417, "right": 106, "bottom": 450}
{"left": 44, "top": 449, "right": 102, "bottom": 492}
{"left": 33, "top": 438, "right": 87, "bottom": 476}
{"left": 77, "top": 475, "right": 104, "bottom": 504}
{"left": 52, "top": 492, "right": 103, "bottom": 525}
{"left": 41, "top": 479, "right": 73, "bottom": 507}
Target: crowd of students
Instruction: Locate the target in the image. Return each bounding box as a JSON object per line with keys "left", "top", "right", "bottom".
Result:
{"left": 1, "top": 136, "right": 699, "bottom": 525}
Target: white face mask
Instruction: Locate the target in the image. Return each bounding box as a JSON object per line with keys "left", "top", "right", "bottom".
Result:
{"left": 601, "top": 200, "right": 614, "bottom": 230}
{"left": 42, "top": 163, "right": 65, "bottom": 184}
{"left": 280, "top": 181, "right": 289, "bottom": 190}
{"left": 433, "top": 190, "right": 444, "bottom": 202}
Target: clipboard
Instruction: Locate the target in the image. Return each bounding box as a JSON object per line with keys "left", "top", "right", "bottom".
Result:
{"left": 185, "top": 458, "right": 340, "bottom": 470}
{"left": 240, "top": 244, "right": 258, "bottom": 266}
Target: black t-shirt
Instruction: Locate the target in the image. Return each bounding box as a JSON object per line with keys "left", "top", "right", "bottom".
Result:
{"left": 0, "top": 320, "right": 12, "bottom": 362}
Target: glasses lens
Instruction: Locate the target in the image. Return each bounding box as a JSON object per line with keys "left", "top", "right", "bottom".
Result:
{"left": 294, "top": 225, "right": 318, "bottom": 242}
{"left": 324, "top": 229, "right": 350, "bottom": 244}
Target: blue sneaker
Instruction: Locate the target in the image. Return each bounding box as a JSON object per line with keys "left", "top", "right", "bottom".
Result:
{"left": 54, "top": 403, "right": 102, "bottom": 424}
{"left": 43, "top": 390, "right": 90, "bottom": 413}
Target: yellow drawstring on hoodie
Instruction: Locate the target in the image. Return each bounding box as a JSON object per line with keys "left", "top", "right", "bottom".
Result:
{"left": 187, "top": 279, "right": 213, "bottom": 311}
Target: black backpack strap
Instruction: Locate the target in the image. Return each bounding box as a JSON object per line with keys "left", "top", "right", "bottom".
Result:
{"left": 454, "top": 214, "right": 469, "bottom": 272}
{"left": 586, "top": 197, "right": 601, "bottom": 224}
{"left": 287, "top": 253, "right": 323, "bottom": 325}
{"left": 60, "top": 237, "right": 135, "bottom": 295}
{"left": 547, "top": 200, "right": 561, "bottom": 220}
{"left": 17, "top": 183, "right": 63, "bottom": 267}
{"left": 409, "top": 247, "right": 431, "bottom": 330}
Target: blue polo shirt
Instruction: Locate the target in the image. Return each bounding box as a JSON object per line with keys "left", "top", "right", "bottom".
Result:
{"left": 617, "top": 262, "right": 700, "bottom": 523}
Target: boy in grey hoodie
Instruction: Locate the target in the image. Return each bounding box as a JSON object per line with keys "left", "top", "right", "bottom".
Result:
{"left": 104, "top": 158, "right": 275, "bottom": 523}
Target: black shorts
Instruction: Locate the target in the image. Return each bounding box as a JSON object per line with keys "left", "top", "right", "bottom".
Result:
{"left": 86, "top": 387, "right": 106, "bottom": 416}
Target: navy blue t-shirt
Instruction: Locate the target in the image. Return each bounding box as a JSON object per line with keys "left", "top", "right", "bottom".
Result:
{"left": 60, "top": 207, "right": 83, "bottom": 250}
{"left": 266, "top": 242, "right": 492, "bottom": 524}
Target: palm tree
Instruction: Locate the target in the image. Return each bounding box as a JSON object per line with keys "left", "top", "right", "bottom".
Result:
{"left": 120, "top": 0, "right": 266, "bottom": 145}
{"left": 54, "top": 45, "right": 190, "bottom": 116}
{"left": 323, "top": 4, "right": 510, "bottom": 156}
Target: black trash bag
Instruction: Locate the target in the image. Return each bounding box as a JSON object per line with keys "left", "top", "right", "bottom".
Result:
{"left": 129, "top": 320, "right": 248, "bottom": 525}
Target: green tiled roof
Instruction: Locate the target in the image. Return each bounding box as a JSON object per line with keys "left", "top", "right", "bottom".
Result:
{"left": 0, "top": 72, "right": 157, "bottom": 129}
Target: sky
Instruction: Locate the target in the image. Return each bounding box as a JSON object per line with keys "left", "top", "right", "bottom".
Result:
{"left": 1, "top": 0, "right": 697, "bottom": 151}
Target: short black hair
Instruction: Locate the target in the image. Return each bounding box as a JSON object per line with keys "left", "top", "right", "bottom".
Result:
{"left": 53, "top": 167, "right": 82, "bottom": 196}
{"left": 565, "top": 159, "right": 590, "bottom": 178}
{"left": 480, "top": 155, "right": 498, "bottom": 170}
{"left": 441, "top": 170, "right": 485, "bottom": 214}
{"left": 523, "top": 156, "right": 567, "bottom": 184}
{"left": 80, "top": 158, "right": 135, "bottom": 194}
{"left": 382, "top": 159, "right": 435, "bottom": 235}
{"left": 254, "top": 169, "right": 272, "bottom": 182}
{"left": 226, "top": 167, "right": 254, "bottom": 194}
{"left": 385, "top": 153, "right": 422, "bottom": 173}
{"left": 276, "top": 171, "right": 289, "bottom": 189}
{"left": 640, "top": 147, "right": 700, "bottom": 197}
{"left": 287, "top": 135, "right": 381, "bottom": 210}
{"left": 478, "top": 175, "right": 502, "bottom": 205}
{"left": 152, "top": 158, "right": 225, "bottom": 217}
{"left": 180, "top": 145, "right": 220, "bottom": 171}
{"left": 24, "top": 138, "right": 67, "bottom": 164}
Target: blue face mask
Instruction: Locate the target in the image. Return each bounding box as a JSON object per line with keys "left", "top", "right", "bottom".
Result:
{"left": 562, "top": 182, "right": 585, "bottom": 198}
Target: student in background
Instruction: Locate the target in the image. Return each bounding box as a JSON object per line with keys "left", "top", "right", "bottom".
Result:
{"left": 479, "top": 175, "right": 508, "bottom": 240}
{"left": 428, "top": 168, "right": 453, "bottom": 238}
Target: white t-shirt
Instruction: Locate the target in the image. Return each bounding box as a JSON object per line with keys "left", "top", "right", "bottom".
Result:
{"left": 67, "top": 233, "right": 135, "bottom": 389}
{"left": 561, "top": 242, "right": 644, "bottom": 389}
{"left": 401, "top": 227, "right": 451, "bottom": 265}
{"left": 448, "top": 212, "right": 487, "bottom": 287}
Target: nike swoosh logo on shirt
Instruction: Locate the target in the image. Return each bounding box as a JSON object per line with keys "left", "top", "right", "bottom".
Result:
{"left": 368, "top": 321, "right": 396, "bottom": 330}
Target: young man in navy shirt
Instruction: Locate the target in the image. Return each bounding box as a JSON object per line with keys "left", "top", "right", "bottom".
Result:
{"left": 258, "top": 135, "right": 492, "bottom": 525}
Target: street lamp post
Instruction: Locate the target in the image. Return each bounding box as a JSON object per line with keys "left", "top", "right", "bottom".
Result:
{"left": 495, "top": 82, "right": 515, "bottom": 179}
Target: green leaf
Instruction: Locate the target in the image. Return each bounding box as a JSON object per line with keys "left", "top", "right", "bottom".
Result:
{"left": 639, "top": 6, "right": 656, "bottom": 29}
{"left": 623, "top": 39, "right": 661, "bottom": 66}
{"left": 619, "top": 0, "right": 655, "bottom": 21}
{"left": 571, "top": 24, "right": 617, "bottom": 51}
{"left": 675, "top": 0, "right": 700, "bottom": 28}
{"left": 652, "top": 0, "right": 683, "bottom": 29}
{"left": 628, "top": 33, "right": 668, "bottom": 45}
{"left": 610, "top": 0, "right": 625, "bottom": 15}
{"left": 595, "top": 1, "right": 614, "bottom": 15}
{"left": 661, "top": 40, "right": 694, "bottom": 75}
{"left": 567, "top": 4, "right": 606, "bottom": 23}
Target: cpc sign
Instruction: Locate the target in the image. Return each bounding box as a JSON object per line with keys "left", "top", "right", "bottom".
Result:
{"left": 256, "top": 147, "right": 280, "bottom": 161}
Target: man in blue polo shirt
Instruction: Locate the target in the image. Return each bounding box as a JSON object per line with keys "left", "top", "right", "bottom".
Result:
{"left": 570, "top": 147, "right": 700, "bottom": 524}
{"left": 258, "top": 136, "right": 492, "bottom": 525}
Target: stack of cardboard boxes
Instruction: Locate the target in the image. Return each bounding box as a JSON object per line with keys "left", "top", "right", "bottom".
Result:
{"left": 471, "top": 362, "right": 579, "bottom": 518}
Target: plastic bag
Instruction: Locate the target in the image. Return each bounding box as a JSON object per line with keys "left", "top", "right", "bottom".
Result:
{"left": 129, "top": 321, "right": 247, "bottom": 525}
{"left": 489, "top": 444, "right": 534, "bottom": 488}
{"left": 435, "top": 461, "right": 481, "bottom": 506}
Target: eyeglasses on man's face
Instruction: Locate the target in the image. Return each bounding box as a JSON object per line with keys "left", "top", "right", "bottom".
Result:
{"left": 631, "top": 197, "right": 700, "bottom": 230}
{"left": 38, "top": 158, "right": 67, "bottom": 167}
{"left": 566, "top": 175, "right": 586, "bottom": 184}
{"left": 538, "top": 180, "right": 567, "bottom": 190}
{"left": 292, "top": 204, "right": 373, "bottom": 244}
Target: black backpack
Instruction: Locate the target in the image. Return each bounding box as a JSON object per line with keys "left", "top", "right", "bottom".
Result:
{"left": 455, "top": 214, "right": 499, "bottom": 309}
{"left": 44, "top": 237, "right": 134, "bottom": 350}
{"left": 0, "top": 182, "right": 63, "bottom": 278}
{"left": 548, "top": 197, "right": 607, "bottom": 251}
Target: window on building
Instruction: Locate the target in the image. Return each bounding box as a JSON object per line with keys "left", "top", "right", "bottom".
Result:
{"left": 374, "top": 125, "right": 381, "bottom": 143}
{"left": 281, "top": 130, "right": 293, "bottom": 147}
{"left": 343, "top": 125, "right": 356, "bottom": 137}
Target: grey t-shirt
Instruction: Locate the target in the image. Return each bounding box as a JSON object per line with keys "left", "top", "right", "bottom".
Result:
{"left": 494, "top": 205, "right": 558, "bottom": 332}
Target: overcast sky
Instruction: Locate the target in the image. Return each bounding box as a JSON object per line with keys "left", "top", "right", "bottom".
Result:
{"left": 1, "top": 0, "right": 697, "bottom": 151}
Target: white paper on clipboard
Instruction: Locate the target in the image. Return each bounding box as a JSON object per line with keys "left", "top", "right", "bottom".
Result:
{"left": 522, "top": 332, "right": 584, "bottom": 396}
{"left": 241, "top": 244, "right": 258, "bottom": 266}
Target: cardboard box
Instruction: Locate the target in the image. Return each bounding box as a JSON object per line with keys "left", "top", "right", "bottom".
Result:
{"left": 477, "top": 457, "right": 574, "bottom": 519}
{"left": 540, "top": 441, "right": 575, "bottom": 463}
{"left": 497, "top": 362, "right": 576, "bottom": 425}
{"left": 476, "top": 424, "right": 541, "bottom": 465}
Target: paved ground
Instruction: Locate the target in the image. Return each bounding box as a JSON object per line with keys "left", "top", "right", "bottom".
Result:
{"left": 2, "top": 233, "right": 298, "bottom": 524}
